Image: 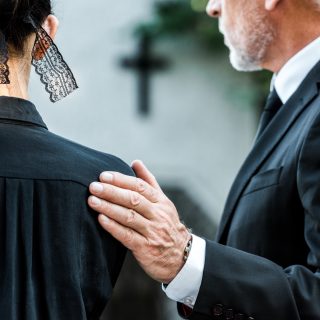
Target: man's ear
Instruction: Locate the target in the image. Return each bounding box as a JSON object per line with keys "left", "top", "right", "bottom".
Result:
{"left": 42, "top": 14, "right": 59, "bottom": 40}
{"left": 265, "top": 0, "right": 281, "bottom": 11}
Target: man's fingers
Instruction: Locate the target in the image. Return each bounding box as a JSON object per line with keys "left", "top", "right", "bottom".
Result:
{"left": 89, "top": 182, "right": 153, "bottom": 219}
{"left": 99, "top": 170, "right": 160, "bottom": 203}
{"left": 131, "top": 160, "right": 161, "bottom": 191}
{"left": 98, "top": 214, "right": 145, "bottom": 251}
{"left": 89, "top": 196, "right": 150, "bottom": 234}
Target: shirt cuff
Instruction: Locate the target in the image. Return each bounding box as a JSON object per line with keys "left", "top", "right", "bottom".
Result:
{"left": 162, "top": 235, "right": 206, "bottom": 308}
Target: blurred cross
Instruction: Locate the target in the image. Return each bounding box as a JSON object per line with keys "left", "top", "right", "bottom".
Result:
{"left": 121, "top": 34, "right": 169, "bottom": 116}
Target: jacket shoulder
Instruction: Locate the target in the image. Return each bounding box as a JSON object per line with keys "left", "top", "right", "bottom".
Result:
{"left": 0, "top": 126, "right": 135, "bottom": 186}
{"left": 46, "top": 131, "right": 135, "bottom": 186}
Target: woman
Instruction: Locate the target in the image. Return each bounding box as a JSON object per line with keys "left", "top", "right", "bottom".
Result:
{"left": 0, "top": 1, "right": 133, "bottom": 319}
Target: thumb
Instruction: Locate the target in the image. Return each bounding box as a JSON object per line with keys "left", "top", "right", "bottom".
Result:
{"left": 131, "top": 160, "right": 161, "bottom": 191}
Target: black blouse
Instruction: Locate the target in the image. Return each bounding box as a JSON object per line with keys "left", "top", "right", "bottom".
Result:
{"left": 0, "top": 96, "right": 134, "bottom": 319}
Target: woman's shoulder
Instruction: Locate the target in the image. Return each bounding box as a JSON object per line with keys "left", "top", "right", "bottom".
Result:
{"left": 0, "top": 123, "right": 135, "bottom": 186}
{"left": 44, "top": 130, "right": 135, "bottom": 186}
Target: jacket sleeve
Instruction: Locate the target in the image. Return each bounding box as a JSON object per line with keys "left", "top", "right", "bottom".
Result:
{"left": 180, "top": 113, "right": 320, "bottom": 320}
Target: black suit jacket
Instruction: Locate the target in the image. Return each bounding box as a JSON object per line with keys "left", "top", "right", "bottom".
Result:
{"left": 0, "top": 96, "right": 134, "bottom": 320}
{"left": 185, "top": 61, "right": 320, "bottom": 320}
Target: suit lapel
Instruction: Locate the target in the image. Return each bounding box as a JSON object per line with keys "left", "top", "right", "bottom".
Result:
{"left": 216, "top": 62, "right": 320, "bottom": 243}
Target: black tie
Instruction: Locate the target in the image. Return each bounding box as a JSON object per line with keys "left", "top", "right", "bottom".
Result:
{"left": 256, "top": 89, "right": 283, "bottom": 138}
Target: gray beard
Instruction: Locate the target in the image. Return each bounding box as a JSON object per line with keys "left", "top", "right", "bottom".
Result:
{"left": 220, "top": 12, "right": 275, "bottom": 72}
{"left": 229, "top": 47, "right": 264, "bottom": 72}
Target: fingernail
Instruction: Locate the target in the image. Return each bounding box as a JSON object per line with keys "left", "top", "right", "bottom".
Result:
{"left": 130, "top": 160, "right": 136, "bottom": 167}
{"left": 100, "top": 172, "right": 113, "bottom": 182}
{"left": 100, "top": 214, "right": 109, "bottom": 224}
{"left": 131, "top": 160, "right": 144, "bottom": 167}
{"left": 90, "top": 196, "right": 102, "bottom": 207}
{"left": 91, "top": 182, "right": 103, "bottom": 193}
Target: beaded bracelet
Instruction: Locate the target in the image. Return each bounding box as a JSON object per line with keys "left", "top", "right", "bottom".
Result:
{"left": 183, "top": 235, "right": 193, "bottom": 262}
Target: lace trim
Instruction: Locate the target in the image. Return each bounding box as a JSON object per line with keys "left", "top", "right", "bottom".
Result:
{"left": 32, "top": 27, "right": 78, "bottom": 103}
{"left": 0, "top": 31, "right": 10, "bottom": 84}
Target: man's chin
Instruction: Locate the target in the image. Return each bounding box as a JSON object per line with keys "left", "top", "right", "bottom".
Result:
{"left": 229, "top": 51, "right": 263, "bottom": 72}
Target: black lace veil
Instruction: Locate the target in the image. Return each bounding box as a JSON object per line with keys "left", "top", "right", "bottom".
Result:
{"left": 32, "top": 27, "right": 78, "bottom": 102}
{"left": 0, "top": 31, "right": 10, "bottom": 85}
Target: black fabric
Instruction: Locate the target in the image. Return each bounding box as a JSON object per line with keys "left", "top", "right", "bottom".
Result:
{"left": 0, "top": 96, "right": 134, "bottom": 320}
{"left": 181, "top": 60, "right": 320, "bottom": 320}
{"left": 256, "top": 89, "right": 282, "bottom": 138}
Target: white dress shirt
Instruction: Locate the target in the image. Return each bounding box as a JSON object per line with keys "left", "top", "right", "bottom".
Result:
{"left": 163, "top": 36, "right": 320, "bottom": 308}
{"left": 274, "top": 37, "right": 320, "bottom": 103}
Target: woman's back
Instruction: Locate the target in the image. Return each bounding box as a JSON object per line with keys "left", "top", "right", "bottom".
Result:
{"left": 0, "top": 96, "right": 133, "bottom": 319}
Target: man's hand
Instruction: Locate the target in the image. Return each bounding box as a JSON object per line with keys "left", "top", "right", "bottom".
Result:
{"left": 88, "top": 160, "right": 190, "bottom": 284}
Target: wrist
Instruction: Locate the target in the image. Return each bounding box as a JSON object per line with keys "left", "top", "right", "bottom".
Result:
{"left": 164, "top": 228, "right": 192, "bottom": 284}
{"left": 163, "top": 235, "right": 206, "bottom": 307}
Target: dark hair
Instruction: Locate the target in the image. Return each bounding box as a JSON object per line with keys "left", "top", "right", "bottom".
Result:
{"left": 0, "top": 0, "right": 52, "bottom": 53}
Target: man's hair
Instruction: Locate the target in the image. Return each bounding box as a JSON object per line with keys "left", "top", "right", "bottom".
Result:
{"left": 0, "top": 0, "right": 52, "bottom": 53}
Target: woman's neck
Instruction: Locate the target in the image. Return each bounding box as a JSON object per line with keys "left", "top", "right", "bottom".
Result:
{"left": 0, "top": 58, "right": 31, "bottom": 100}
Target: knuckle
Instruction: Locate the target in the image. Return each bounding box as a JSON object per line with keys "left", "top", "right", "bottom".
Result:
{"left": 149, "top": 188, "right": 158, "bottom": 202}
{"left": 130, "top": 191, "right": 141, "bottom": 207}
{"left": 123, "top": 228, "right": 135, "bottom": 244}
{"left": 146, "top": 237, "right": 166, "bottom": 256}
{"left": 136, "top": 178, "right": 147, "bottom": 193}
{"left": 101, "top": 201, "right": 111, "bottom": 214}
{"left": 154, "top": 209, "right": 167, "bottom": 222}
{"left": 146, "top": 236, "right": 157, "bottom": 249}
{"left": 126, "top": 209, "right": 136, "bottom": 225}
{"left": 154, "top": 222, "right": 169, "bottom": 236}
{"left": 106, "top": 185, "right": 115, "bottom": 198}
{"left": 163, "top": 196, "right": 173, "bottom": 206}
{"left": 161, "top": 199, "right": 176, "bottom": 214}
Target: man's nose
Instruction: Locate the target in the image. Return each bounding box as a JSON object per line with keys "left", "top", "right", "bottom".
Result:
{"left": 206, "top": 0, "right": 221, "bottom": 18}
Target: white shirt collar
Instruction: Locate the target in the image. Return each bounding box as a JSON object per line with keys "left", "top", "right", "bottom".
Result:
{"left": 273, "top": 36, "right": 320, "bottom": 103}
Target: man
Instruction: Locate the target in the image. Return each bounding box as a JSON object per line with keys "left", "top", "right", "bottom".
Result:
{"left": 88, "top": 0, "right": 320, "bottom": 318}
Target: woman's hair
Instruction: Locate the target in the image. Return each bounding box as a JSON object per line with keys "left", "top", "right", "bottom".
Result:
{"left": 0, "top": 0, "right": 77, "bottom": 101}
{"left": 0, "top": 0, "right": 52, "bottom": 53}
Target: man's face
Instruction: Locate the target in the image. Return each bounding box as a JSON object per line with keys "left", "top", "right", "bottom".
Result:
{"left": 207, "top": 0, "right": 275, "bottom": 71}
